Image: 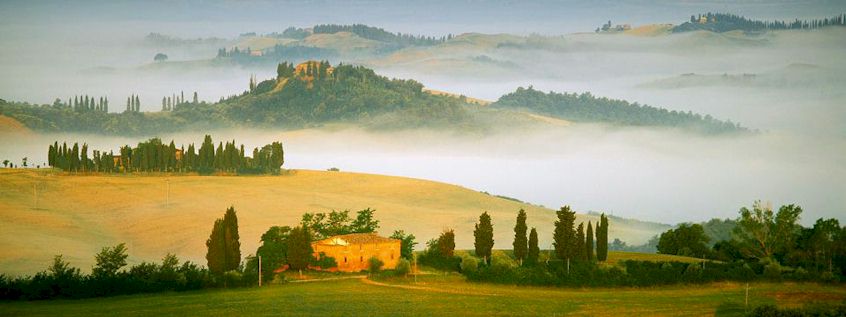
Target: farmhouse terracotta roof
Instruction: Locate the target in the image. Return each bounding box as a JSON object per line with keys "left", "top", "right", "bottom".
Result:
{"left": 314, "top": 233, "right": 397, "bottom": 246}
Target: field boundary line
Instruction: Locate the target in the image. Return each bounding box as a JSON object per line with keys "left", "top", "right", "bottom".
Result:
{"left": 360, "top": 277, "right": 501, "bottom": 297}
{"left": 288, "top": 275, "right": 367, "bottom": 283}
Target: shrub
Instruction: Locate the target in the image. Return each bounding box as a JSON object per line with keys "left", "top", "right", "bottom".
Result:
{"left": 395, "top": 259, "right": 411, "bottom": 276}
{"left": 311, "top": 252, "right": 338, "bottom": 270}
{"left": 820, "top": 271, "right": 838, "bottom": 283}
{"left": 368, "top": 257, "right": 384, "bottom": 273}
{"left": 490, "top": 251, "right": 517, "bottom": 270}
{"left": 763, "top": 261, "right": 782, "bottom": 280}
{"left": 460, "top": 255, "right": 479, "bottom": 274}
{"left": 222, "top": 270, "right": 242, "bottom": 288}
{"left": 791, "top": 267, "right": 809, "bottom": 281}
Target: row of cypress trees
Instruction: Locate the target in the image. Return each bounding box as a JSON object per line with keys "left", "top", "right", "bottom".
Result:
{"left": 472, "top": 207, "right": 610, "bottom": 266}
{"left": 47, "top": 135, "right": 284, "bottom": 174}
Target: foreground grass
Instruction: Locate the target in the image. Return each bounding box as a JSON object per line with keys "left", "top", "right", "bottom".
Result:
{"left": 2, "top": 275, "right": 844, "bottom": 316}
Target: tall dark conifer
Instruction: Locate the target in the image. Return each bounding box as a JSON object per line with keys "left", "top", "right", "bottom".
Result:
{"left": 586, "top": 221, "right": 595, "bottom": 261}
{"left": 597, "top": 214, "right": 609, "bottom": 262}
{"left": 474, "top": 211, "right": 494, "bottom": 264}
{"left": 513, "top": 208, "right": 528, "bottom": 265}
{"left": 575, "top": 223, "right": 586, "bottom": 261}
{"left": 527, "top": 228, "right": 540, "bottom": 265}
{"left": 553, "top": 205, "right": 576, "bottom": 262}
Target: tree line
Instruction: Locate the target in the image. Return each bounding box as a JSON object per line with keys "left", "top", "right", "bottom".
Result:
{"left": 419, "top": 207, "right": 610, "bottom": 271}
{"left": 161, "top": 91, "right": 199, "bottom": 111}
{"left": 48, "top": 95, "right": 110, "bottom": 113}
{"left": 674, "top": 12, "right": 846, "bottom": 33}
{"left": 312, "top": 24, "right": 451, "bottom": 46}
{"left": 47, "top": 135, "right": 284, "bottom": 174}
{"left": 657, "top": 200, "right": 846, "bottom": 282}
{"left": 492, "top": 86, "right": 748, "bottom": 134}
{"left": 0, "top": 245, "right": 225, "bottom": 301}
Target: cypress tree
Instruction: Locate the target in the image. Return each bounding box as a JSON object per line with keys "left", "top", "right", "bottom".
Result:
{"left": 473, "top": 211, "right": 494, "bottom": 264}
{"left": 586, "top": 221, "right": 594, "bottom": 261}
{"left": 513, "top": 208, "right": 528, "bottom": 266}
{"left": 80, "top": 143, "right": 89, "bottom": 172}
{"left": 597, "top": 214, "right": 609, "bottom": 261}
{"left": 575, "top": 223, "right": 586, "bottom": 261}
{"left": 48, "top": 143, "right": 55, "bottom": 167}
{"left": 223, "top": 206, "right": 241, "bottom": 272}
{"left": 527, "top": 228, "right": 539, "bottom": 265}
{"left": 553, "top": 205, "right": 576, "bottom": 262}
{"left": 71, "top": 143, "right": 80, "bottom": 172}
{"left": 438, "top": 229, "right": 456, "bottom": 258}
{"left": 287, "top": 226, "right": 313, "bottom": 273}
{"left": 205, "top": 218, "right": 226, "bottom": 275}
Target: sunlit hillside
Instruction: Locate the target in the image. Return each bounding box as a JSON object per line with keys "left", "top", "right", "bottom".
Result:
{"left": 0, "top": 168, "right": 667, "bottom": 276}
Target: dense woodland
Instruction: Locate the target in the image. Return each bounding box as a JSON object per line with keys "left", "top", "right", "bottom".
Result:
{"left": 47, "top": 135, "right": 284, "bottom": 174}
{"left": 673, "top": 12, "right": 846, "bottom": 33}
{"left": 491, "top": 86, "right": 748, "bottom": 134}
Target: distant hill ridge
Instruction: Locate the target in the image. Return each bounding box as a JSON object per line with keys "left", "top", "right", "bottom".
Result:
{"left": 673, "top": 12, "right": 846, "bottom": 33}
{"left": 0, "top": 62, "right": 749, "bottom": 136}
{"left": 491, "top": 86, "right": 749, "bottom": 134}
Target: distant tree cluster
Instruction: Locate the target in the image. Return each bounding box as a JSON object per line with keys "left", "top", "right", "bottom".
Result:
{"left": 492, "top": 86, "right": 748, "bottom": 134}
{"left": 54, "top": 95, "right": 110, "bottom": 113}
{"left": 219, "top": 62, "right": 468, "bottom": 128}
{"left": 312, "top": 24, "right": 450, "bottom": 46}
{"left": 125, "top": 94, "right": 141, "bottom": 113}
{"left": 144, "top": 32, "right": 226, "bottom": 46}
{"left": 657, "top": 223, "right": 711, "bottom": 257}
{"left": 674, "top": 12, "right": 846, "bottom": 33}
{"left": 47, "top": 135, "right": 284, "bottom": 174}
{"left": 279, "top": 27, "right": 309, "bottom": 39}
{"left": 162, "top": 91, "right": 197, "bottom": 111}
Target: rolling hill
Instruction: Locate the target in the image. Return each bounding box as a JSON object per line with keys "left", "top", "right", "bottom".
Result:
{"left": 0, "top": 168, "right": 668, "bottom": 276}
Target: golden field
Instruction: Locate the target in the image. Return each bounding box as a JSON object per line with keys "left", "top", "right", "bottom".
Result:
{"left": 0, "top": 168, "right": 666, "bottom": 276}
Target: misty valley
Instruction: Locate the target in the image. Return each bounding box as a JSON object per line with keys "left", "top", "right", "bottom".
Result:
{"left": 0, "top": 1, "right": 845, "bottom": 316}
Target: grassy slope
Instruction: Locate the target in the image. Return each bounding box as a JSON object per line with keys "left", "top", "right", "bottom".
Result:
{"left": 0, "top": 169, "right": 667, "bottom": 276}
{"left": 0, "top": 115, "right": 32, "bottom": 136}
{"left": 2, "top": 275, "right": 844, "bottom": 316}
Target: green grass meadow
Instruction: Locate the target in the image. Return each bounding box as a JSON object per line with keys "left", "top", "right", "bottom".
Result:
{"left": 2, "top": 274, "right": 844, "bottom": 316}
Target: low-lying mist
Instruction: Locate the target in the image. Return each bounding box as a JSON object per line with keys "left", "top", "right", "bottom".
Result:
{"left": 3, "top": 123, "right": 842, "bottom": 226}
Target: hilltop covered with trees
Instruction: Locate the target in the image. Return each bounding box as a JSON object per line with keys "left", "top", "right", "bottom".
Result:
{"left": 0, "top": 61, "right": 470, "bottom": 135}
{"left": 216, "top": 24, "right": 451, "bottom": 65}
{"left": 491, "top": 86, "right": 748, "bottom": 134}
{"left": 217, "top": 61, "right": 468, "bottom": 128}
{"left": 673, "top": 12, "right": 846, "bottom": 33}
